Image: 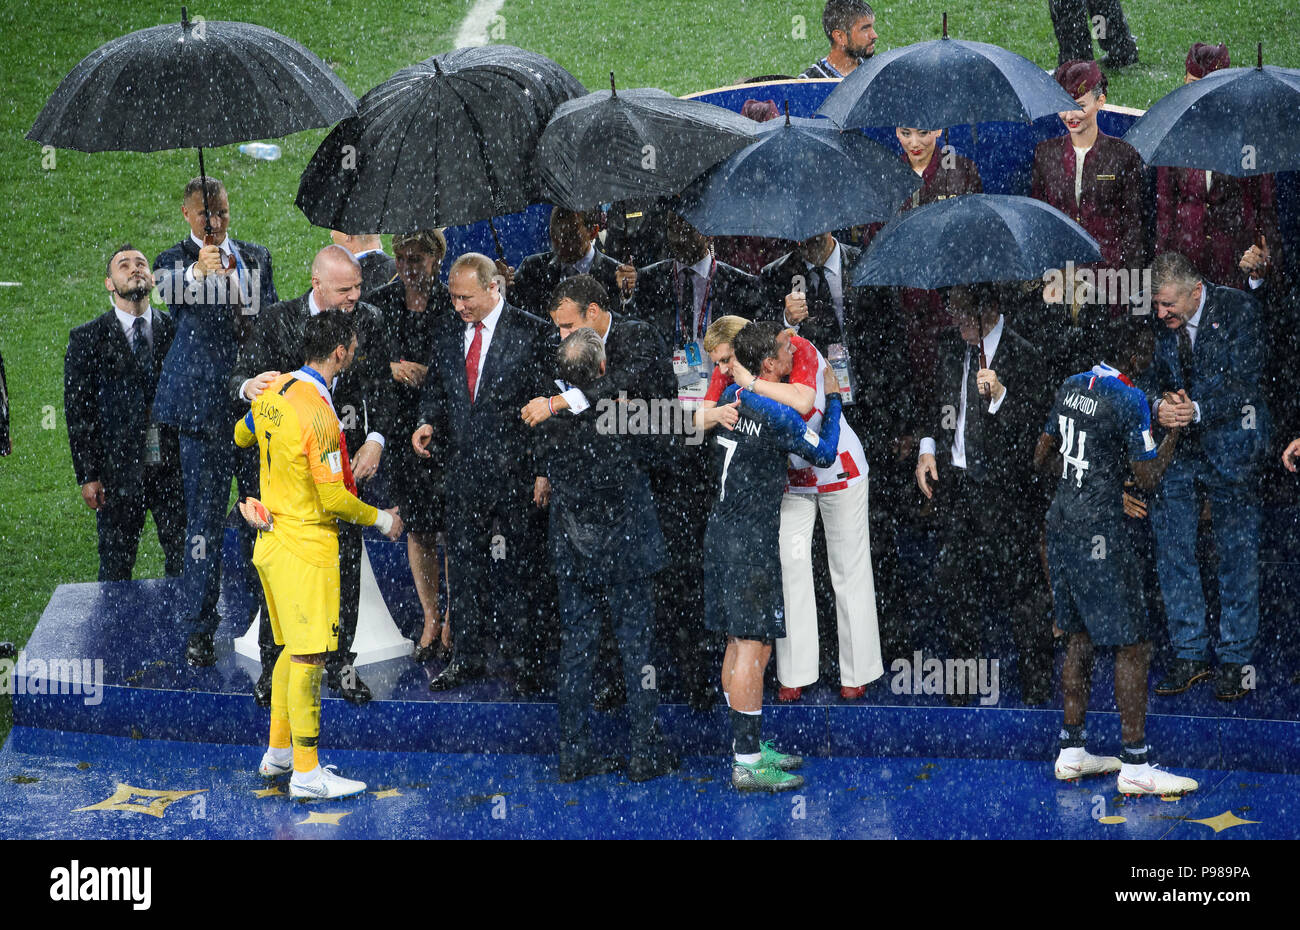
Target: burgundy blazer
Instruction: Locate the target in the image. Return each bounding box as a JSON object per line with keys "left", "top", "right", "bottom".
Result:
{"left": 1155, "top": 168, "right": 1280, "bottom": 288}
{"left": 1031, "top": 131, "right": 1145, "bottom": 272}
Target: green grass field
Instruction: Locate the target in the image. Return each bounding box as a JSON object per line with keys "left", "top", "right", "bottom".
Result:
{"left": 1, "top": 0, "right": 1296, "bottom": 737}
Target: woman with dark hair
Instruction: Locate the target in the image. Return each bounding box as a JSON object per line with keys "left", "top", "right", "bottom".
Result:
{"left": 369, "top": 230, "right": 455, "bottom": 663}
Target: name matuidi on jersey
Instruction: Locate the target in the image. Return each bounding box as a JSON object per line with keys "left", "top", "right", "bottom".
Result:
{"left": 1062, "top": 391, "right": 1098, "bottom": 416}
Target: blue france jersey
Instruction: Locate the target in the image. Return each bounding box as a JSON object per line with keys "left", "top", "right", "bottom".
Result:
{"left": 704, "top": 385, "right": 841, "bottom": 567}
{"left": 1044, "top": 364, "right": 1157, "bottom": 536}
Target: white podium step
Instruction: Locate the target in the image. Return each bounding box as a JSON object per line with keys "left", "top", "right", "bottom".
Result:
{"left": 234, "top": 540, "right": 413, "bottom": 667}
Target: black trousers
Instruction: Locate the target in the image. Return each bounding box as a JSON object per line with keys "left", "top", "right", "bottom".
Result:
{"left": 95, "top": 469, "right": 186, "bottom": 582}
{"left": 444, "top": 484, "right": 549, "bottom": 675}
{"left": 649, "top": 445, "right": 718, "bottom": 702}
{"left": 1048, "top": 0, "right": 1137, "bottom": 64}
{"left": 933, "top": 471, "right": 1054, "bottom": 693}
{"left": 556, "top": 573, "right": 661, "bottom": 764}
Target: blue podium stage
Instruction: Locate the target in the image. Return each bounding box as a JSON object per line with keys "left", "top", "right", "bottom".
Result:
{"left": 5, "top": 80, "right": 1300, "bottom": 839}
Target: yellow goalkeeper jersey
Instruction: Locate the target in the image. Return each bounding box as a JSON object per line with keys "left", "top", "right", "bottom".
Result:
{"left": 234, "top": 367, "right": 378, "bottom": 568}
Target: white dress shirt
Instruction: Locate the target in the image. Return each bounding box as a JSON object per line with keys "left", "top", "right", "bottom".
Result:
{"left": 784, "top": 241, "right": 845, "bottom": 331}
{"left": 464, "top": 297, "right": 505, "bottom": 401}
{"left": 112, "top": 302, "right": 153, "bottom": 352}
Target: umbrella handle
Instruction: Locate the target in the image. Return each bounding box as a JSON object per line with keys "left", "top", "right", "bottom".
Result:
{"left": 487, "top": 217, "right": 505, "bottom": 261}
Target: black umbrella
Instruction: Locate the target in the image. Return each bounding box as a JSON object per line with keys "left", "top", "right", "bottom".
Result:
{"left": 1123, "top": 45, "right": 1300, "bottom": 177}
{"left": 28, "top": 7, "right": 356, "bottom": 249}
{"left": 535, "top": 73, "right": 757, "bottom": 211}
{"left": 851, "top": 194, "right": 1101, "bottom": 289}
{"left": 817, "top": 14, "right": 1079, "bottom": 130}
{"left": 673, "top": 108, "right": 919, "bottom": 242}
{"left": 296, "top": 45, "right": 586, "bottom": 235}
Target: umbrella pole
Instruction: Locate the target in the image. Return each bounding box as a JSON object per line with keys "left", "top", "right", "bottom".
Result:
{"left": 197, "top": 145, "right": 213, "bottom": 240}
{"left": 487, "top": 217, "right": 505, "bottom": 261}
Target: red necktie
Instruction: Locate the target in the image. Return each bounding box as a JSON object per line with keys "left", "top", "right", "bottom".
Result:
{"left": 465, "top": 321, "right": 484, "bottom": 402}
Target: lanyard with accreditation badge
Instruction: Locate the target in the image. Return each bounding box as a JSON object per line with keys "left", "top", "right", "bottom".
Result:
{"left": 674, "top": 256, "right": 717, "bottom": 368}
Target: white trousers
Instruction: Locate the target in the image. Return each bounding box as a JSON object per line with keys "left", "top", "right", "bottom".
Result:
{"left": 775, "top": 479, "right": 883, "bottom": 689}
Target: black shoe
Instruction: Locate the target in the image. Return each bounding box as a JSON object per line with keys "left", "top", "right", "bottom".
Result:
{"left": 253, "top": 664, "right": 274, "bottom": 708}
{"left": 428, "top": 659, "right": 484, "bottom": 692}
{"left": 412, "top": 642, "right": 438, "bottom": 664}
{"left": 1154, "top": 659, "right": 1211, "bottom": 695}
{"left": 1100, "top": 49, "right": 1139, "bottom": 68}
{"left": 0, "top": 642, "right": 14, "bottom": 660}
{"left": 558, "top": 754, "right": 623, "bottom": 783}
{"left": 327, "top": 665, "right": 373, "bottom": 705}
{"left": 1214, "top": 663, "right": 1249, "bottom": 701}
{"left": 593, "top": 682, "right": 626, "bottom": 713}
{"left": 185, "top": 631, "right": 216, "bottom": 668}
{"left": 627, "top": 750, "right": 679, "bottom": 782}
{"left": 686, "top": 686, "right": 718, "bottom": 713}
{"left": 1022, "top": 683, "right": 1053, "bottom": 706}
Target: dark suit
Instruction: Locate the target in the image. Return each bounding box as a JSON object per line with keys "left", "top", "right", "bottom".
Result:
{"left": 634, "top": 257, "right": 760, "bottom": 349}
{"left": 152, "top": 234, "right": 277, "bottom": 639}
{"left": 539, "top": 388, "right": 668, "bottom": 769}
{"left": 418, "top": 301, "right": 552, "bottom": 674}
{"left": 1149, "top": 282, "right": 1269, "bottom": 665}
{"left": 924, "top": 321, "right": 1055, "bottom": 698}
{"left": 511, "top": 249, "right": 627, "bottom": 320}
{"left": 1032, "top": 132, "right": 1146, "bottom": 280}
{"left": 64, "top": 308, "right": 185, "bottom": 581}
{"left": 229, "top": 292, "right": 396, "bottom": 670}
{"left": 358, "top": 250, "right": 397, "bottom": 299}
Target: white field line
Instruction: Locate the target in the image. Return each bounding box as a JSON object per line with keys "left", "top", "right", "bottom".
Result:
{"left": 454, "top": 0, "right": 507, "bottom": 48}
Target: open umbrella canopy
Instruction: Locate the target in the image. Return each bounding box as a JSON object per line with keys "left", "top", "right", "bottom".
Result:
{"left": 534, "top": 77, "right": 758, "bottom": 211}
{"left": 673, "top": 113, "right": 918, "bottom": 242}
{"left": 296, "top": 45, "right": 586, "bottom": 233}
{"left": 852, "top": 194, "right": 1100, "bottom": 289}
{"left": 817, "top": 18, "right": 1079, "bottom": 130}
{"left": 27, "top": 9, "right": 356, "bottom": 152}
{"left": 1123, "top": 51, "right": 1300, "bottom": 177}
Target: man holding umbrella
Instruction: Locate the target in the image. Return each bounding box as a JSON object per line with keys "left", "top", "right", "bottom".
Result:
{"left": 916, "top": 285, "right": 1055, "bottom": 704}
{"left": 154, "top": 176, "right": 278, "bottom": 668}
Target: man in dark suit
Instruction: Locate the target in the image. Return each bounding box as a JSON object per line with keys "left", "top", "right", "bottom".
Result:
{"left": 412, "top": 253, "right": 552, "bottom": 692}
{"left": 64, "top": 244, "right": 185, "bottom": 581}
{"left": 520, "top": 274, "right": 675, "bottom": 709}
{"left": 539, "top": 327, "right": 676, "bottom": 782}
{"left": 507, "top": 207, "right": 634, "bottom": 319}
{"left": 915, "top": 284, "right": 1055, "bottom": 704}
{"left": 331, "top": 230, "right": 397, "bottom": 299}
{"left": 152, "top": 176, "right": 277, "bottom": 667}
{"left": 1146, "top": 252, "right": 1270, "bottom": 701}
{"left": 230, "top": 245, "right": 395, "bottom": 704}
{"left": 1032, "top": 62, "right": 1145, "bottom": 301}
{"left": 631, "top": 212, "right": 759, "bottom": 709}
{"left": 520, "top": 274, "right": 675, "bottom": 427}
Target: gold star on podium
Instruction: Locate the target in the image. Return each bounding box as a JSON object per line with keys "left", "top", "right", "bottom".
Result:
{"left": 297, "top": 811, "right": 350, "bottom": 826}
{"left": 74, "top": 783, "right": 207, "bottom": 818}
{"left": 252, "top": 785, "right": 287, "bottom": 798}
{"left": 370, "top": 788, "right": 402, "bottom": 799}
{"left": 1187, "top": 810, "right": 1259, "bottom": 833}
